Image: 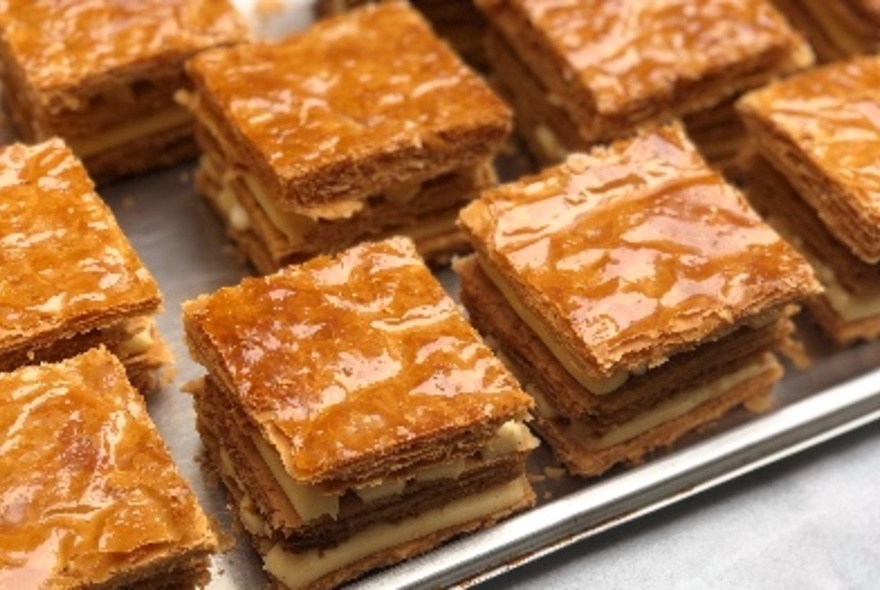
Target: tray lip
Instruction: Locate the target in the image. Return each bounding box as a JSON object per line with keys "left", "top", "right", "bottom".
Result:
{"left": 349, "top": 366, "right": 880, "bottom": 590}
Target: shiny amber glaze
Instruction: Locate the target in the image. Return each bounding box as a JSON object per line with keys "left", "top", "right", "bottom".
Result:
{"left": 184, "top": 237, "right": 532, "bottom": 481}
{"left": 460, "top": 125, "right": 817, "bottom": 373}
{"left": 504, "top": 0, "right": 799, "bottom": 115}
{"left": 0, "top": 0, "right": 246, "bottom": 89}
{"left": 187, "top": 3, "right": 509, "bottom": 186}
{"left": 0, "top": 140, "right": 160, "bottom": 349}
{"left": 0, "top": 349, "right": 212, "bottom": 588}
{"left": 739, "top": 55, "right": 880, "bottom": 209}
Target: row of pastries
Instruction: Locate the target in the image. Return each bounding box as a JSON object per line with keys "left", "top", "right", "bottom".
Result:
{"left": 0, "top": 1, "right": 878, "bottom": 589}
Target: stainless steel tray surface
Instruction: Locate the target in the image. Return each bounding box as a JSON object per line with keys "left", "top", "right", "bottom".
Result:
{"left": 107, "top": 145, "right": 880, "bottom": 590}
{"left": 59, "top": 1, "right": 880, "bottom": 588}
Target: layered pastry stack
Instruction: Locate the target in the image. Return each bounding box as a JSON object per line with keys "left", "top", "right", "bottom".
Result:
{"left": 475, "top": 0, "right": 813, "bottom": 165}
{"left": 0, "top": 348, "right": 218, "bottom": 588}
{"left": 0, "top": 139, "right": 170, "bottom": 392}
{"left": 773, "top": 0, "right": 880, "bottom": 61}
{"left": 183, "top": 2, "right": 510, "bottom": 273}
{"left": 456, "top": 124, "right": 820, "bottom": 477}
{"left": 183, "top": 237, "right": 537, "bottom": 589}
{"left": 0, "top": 0, "right": 247, "bottom": 182}
{"left": 316, "top": 0, "right": 490, "bottom": 68}
{"left": 734, "top": 56, "right": 880, "bottom": 344}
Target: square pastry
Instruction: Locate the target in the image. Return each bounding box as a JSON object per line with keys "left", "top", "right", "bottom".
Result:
{"left": 182, "top": 237, "right": 537, "bottom": 589}
{"left": 0, "top": 139, "right": 170, "bottom": 392}
{"left": 727, "top": 153, "right": 880, "bottom": 344}
{"left": 737, "top": 56, "right": 880, "bottom": 266}
{"left": 0, "top": 0, "right": 247, "bottom": 182}
{"left": 0, "top": 348, "right": 218, "bottom": 588}
{"left": 184, "top": 1, "right": 511, "bottom": 273}
{"left": 772, "top": 0, "right": 880, "bottom": 61}
{"left": 457, "top": 123, "right": 820, "bottom": 477}
{"left": 476, "top": 0, "right": 812, "bottom": 165}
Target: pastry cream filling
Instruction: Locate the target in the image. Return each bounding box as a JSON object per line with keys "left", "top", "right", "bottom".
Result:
{"left": 534, "top": 124, "right": 569, "bottom": 162}
{"left": 477, "top": 257, "right": 631, "bottom": 395}
{"left": 765, "top": 215, "right": 878, "bottom": 322}
{"left": 533, "top": 357, "right": 771, "bottom": 450}
{"left": 252, "top": 421, "right": 535, "bottom": 522}
{"left": 263, "top": 478, "right": 527, "bottom": 590}
{"left": 67, "top": 106, "right": 191, "bottom": 158}
{"left": 203, "top": 151, "right": 459, "bottom": 246}
{"left": 115, "top": 321, "right": 155, "bottom": 357}
{"left": 809, "top": 259, "right": 880, "bottom": 322}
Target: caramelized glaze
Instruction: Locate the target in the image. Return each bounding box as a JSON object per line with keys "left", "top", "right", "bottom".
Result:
{"left": 460, "top": 125, "right": 817, "bottom": 371}
{"left": 739, "top": 56, "right": 880, "bottom": 205}
{"left": 0, "top": 140, "right": 160, "bottom": 349}
{"left": 503, "top": 0, "right": 800, "bottom": 115}
{"left": 0, "top": 0, "right": 246, "bottom": 90}
{"left": 0, "top": 349, "right": 211, "bottom": 587}
{"left": 187, "top": 3, "right": 508, "bottom": 189}
{"left": 184, "top": 237, "right": 531, "bottom": 481}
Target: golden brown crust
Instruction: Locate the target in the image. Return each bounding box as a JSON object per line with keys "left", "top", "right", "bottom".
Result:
{"left": 772, "top": 0, "right": 880, "bottom": 60}
{"left": 476, "top": 0, "right": 812, "bottom": 143}
{"left": 194, "top": 376, "right": 530, "bottom": 548}
{"left": 0, "top": 140, "right": 163, "bottom": 361}
{"left": 737, "top": 55, "right": 880, "bottom": 263}
{"left": 0, "top": 0, "right": 247, "bottom": 101}
{"left": 182, "top": 237, "right": 532, "bottom": 486}
{"left": 456, "top": 254, "right": 794, "bottom": 425}
{"left": 458, "top": 124, "right": 820, "bottom": 378}
{"left": 185, "top": 2, "right": 510, "bottom": 209}
{"left": 193, "top": 125, "right": 489, "bottom": 270}
{"left": 0, "top": 348, "right": 217, "bottom": 587}
{"left": 533, "top": 354, "right": 782, "bottom": 477}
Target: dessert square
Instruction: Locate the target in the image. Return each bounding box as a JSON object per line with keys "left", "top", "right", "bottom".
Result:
{"left": 315, "top": 0, "right": 491, "bottom": 69}
{"left": 0, "top": 139, "right": 170, "bottom": 391}
{"left": 737, "top": 55, "right": 880, "bottom": 264}
{"left": 772, "top": 0, "right": 880, "bottom": 61}
{"left": 476, "top": 0, "right": 812, "bottom": 164}
{"left": 0, "top": 0, "right": 247, "bottom": 182}
{"left": 0, "top": 348, "right": 218, "bottom": 588}
{"left": 457, "top": 124, "right": 819, "bottom": 476}
{"left": 184, "top": 1, "right": 510, "bottom": 270}
{"left": 183, "top": 237, "right": 536, "bottom": 589}
{"left": 728, "top": 153, "right": 880, "bottom": 344}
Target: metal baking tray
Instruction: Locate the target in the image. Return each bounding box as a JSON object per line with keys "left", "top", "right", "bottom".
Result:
{"left": 56, "top": 1, "right": 880, "bottom": 587}
{"left": 107, "top": 159, "right": 880, "bottom": 590}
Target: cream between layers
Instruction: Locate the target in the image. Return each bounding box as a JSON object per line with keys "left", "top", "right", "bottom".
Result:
{"left": 263, "top": 478, "right": 529, "bottom": 589}
{"left": 66, "top": 106, "right": 191, "bottom": 159}
{"left": 476, "top": 258, "right": 633, "bottom": 394}
{"left": 250, "top": 420, "right": 537, "bottom": 522}
{"left": 764, "top": 216, "right": 880, "bottom": 322}
{"left": 533, "top": 356, "right": 772, "bottom": 450}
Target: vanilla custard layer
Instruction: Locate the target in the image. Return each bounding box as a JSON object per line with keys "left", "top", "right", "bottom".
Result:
{"left": 67, "top": 106, "right": 192, "bottom": 158}
{"left": 476, "top": 257, "right": 631, "bottom": 395}
{"left": 534, "top": 356, "right": 771, "bottom": 450}
{"left": 765, "top": 216, "right": 880, "bottom": 322}
{"left": 264, "top": 478, "right": 528, "bottom": 590}
{"left": 202, "top": 152, "right": 463, "bottom": 248}
{"left": 251, "top": 420, "right": 536, "bottom": 522}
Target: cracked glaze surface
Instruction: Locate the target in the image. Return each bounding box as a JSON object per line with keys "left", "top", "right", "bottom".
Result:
{"left": 0, "top": 0, "right": 246, "bottom": 90}
{"left": 492, "top": 0, "right": 801, "bottom": 115}
{"left": 739, "top": 55, "right": 880, "bottom": 209}
{"left": 187, "top": 2, "right": 508, "bottom": 185}
{"left": 460, "top": 125, "right": 818, "bottom": 372}
{"left": 183, "top": 237, "right": 531, "bottom": 482}
{"left": 0, "top": 349, "right": 211, "bottom": 588}
{"left": 0, "top": 140, "right": 160, "bottom": 348}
